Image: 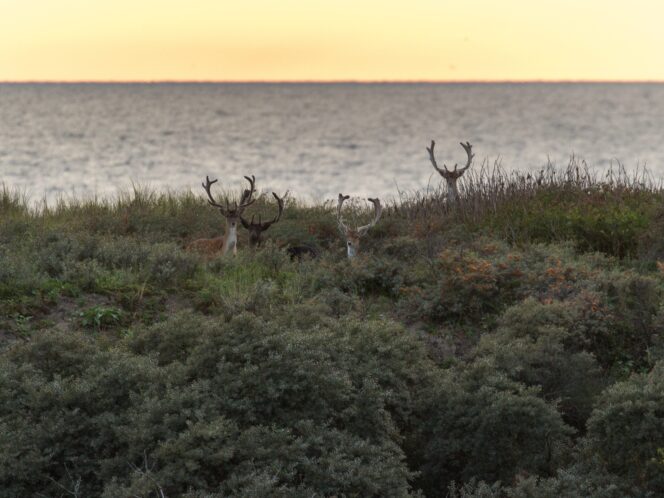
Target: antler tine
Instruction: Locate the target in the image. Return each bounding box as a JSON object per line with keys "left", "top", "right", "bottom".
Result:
{"left": 426, "top": 140, "right": 448, "bottom": 175}
{"left": 237, "top": 175, "right": 257, "bottom": 211}
{"left": 201, "top": 175, "right": 228, "bottom": 213}
{"left": 357, "top": 197, "right": 382, "bottom": 235}
{"left": 337, "top": 193, "right": 350, "bottom": 232}
{"left": 457, "top": 141, "right": 474, "bottom": 173}
{"left": 264, "top": 191, "right": 285, "bottom": 227}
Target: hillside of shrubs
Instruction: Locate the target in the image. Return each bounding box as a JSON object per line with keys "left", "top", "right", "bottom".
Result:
{"left": 1, "top": 162, "right": 664, "bottom": 497}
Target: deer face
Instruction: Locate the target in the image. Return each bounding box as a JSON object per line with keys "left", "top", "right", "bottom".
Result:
{"left": 247, "top": 226, "right": 263, "bottom": 246}
{"left": 344, "top": 230, "right": 361, "bottom": 258}
{"left": 225, "top": 213, "right": 240, "bottom": 231}
{"left": 239, "top": 216, "right": 266, "bottom": 247}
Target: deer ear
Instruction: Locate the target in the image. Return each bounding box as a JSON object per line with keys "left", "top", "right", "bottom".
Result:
{"left": 240, "top": 217, "right": 250, "bottom": 229}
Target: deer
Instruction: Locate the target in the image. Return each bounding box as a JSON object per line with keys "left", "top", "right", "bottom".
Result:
{"left": 337, "top": 193, "right": 382, "bottom": 259}
{"left": 426, "top": 140, "right": 474, "bottom": 203}
{"left": 240, "top": 191, "right": 287, "bottom": 247}
{"left": 186, "top": 175, "right": 256, "bottom": 256}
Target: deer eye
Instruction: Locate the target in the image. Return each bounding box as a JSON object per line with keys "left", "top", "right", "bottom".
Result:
{"left": 347, "top": 241, "right": 352, "bottom": 246}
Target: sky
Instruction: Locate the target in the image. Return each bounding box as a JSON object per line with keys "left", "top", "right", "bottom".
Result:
{"left": 1, "top": 0, "right": 662, "bottom": 82}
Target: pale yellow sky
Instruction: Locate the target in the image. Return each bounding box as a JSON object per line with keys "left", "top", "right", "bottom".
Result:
{"left": 1, "top": 0, "right": 662, "bottom": 81}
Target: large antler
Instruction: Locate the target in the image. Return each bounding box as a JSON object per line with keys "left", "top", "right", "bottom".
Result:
{"left": 337, "top": 193, "right": 350, "bottom": 233}
{"left": 202, "top": 174, "right": 257, "bottom": 216}
{"left": 236, "top": 175, "right": 256, "bottom": 213}
{"left": 337, "top": 194, "right": 382, "bottom": 236}
{"left": 357, "top": 198, "right": 382, "bottom": 235}
{"left": 241, "top": 191, "right": 286, "bottom": 231}
{"left": 202, "top": 176, "right": 229, "bottom": 215}
{"left": 426, "top": 140, "right": 474, "bottom": 179}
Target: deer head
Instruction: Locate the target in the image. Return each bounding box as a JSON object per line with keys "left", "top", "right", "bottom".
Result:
{"left": 337, "top": 193, "right": 382, "bottom": 258}
{"left": 240, "top": 191, "right": 286, "bottom": 247}
{"left": 202, "top": 174, "right": 256, "bottom": 227}
{"left": 195, "top": 175, "right": 256, "bottom": 255}
{"left": 426, "top": 140, "right": 474, "bottom": 202}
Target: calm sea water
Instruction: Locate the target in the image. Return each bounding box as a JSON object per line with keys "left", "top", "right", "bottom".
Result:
{"left": 1, "top": 83, "right": 663, "bottom": 204}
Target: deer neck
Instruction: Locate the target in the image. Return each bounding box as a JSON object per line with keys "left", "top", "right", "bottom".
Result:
{"left": 445, "top": 178, "right": 459, "bottom": 202}
{"left": 346, "top": 235, "right": 359, "bottom": 258}
{"left": 223, "top": 221, "right": 238, "bottom": 254}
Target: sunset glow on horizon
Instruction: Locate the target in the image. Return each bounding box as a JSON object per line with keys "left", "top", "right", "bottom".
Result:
{"left": 1, "top": 0, "right": 663, "bottom": 82}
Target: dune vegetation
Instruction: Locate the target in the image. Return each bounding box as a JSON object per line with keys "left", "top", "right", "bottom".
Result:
{"left": 1, "top": 160, "right": 664, "bottom": 497}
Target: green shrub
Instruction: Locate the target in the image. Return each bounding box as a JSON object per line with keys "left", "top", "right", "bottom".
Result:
{"left": 415, "top": 365, "right": 573, "bottom": 496}
{"left": 446, "top": 462, "right": 643, "bottom": 498}
{"left": 594, "top": 271, "right": 664, "bottom": 372}
{"left": 121, "top": 314, "right": 428, "bottom": 496}
{"left": 0, "top": 314, "right": 432, "bottom": 496}
{"left": 382, "top": 236, "right": 425, "bottom": 261}
{"left": 399, "top": 243, "right": 526, "bottom": 326}
{"left": 79, "top": 305, "right": 124, "bottom": 332}
{"left": 35, "top": 231, "right": 98, "bottom": 278}
{"left": 0, "top": 249, "right": 44, "bottom": 299}
{"left": 447, "top": 479, "right": 502, "bottom": 498}
{"left": 307, "top": 255, "right": 406, "bottom": 298}
{"left": 143, "top": 243, "right": 198, "bottom": 286}
{"left": 95, "top": 238, "right": 198, "bottom": 288}
{"left": 0, "top": 334, "right": 164, "bottom": 497}
{"left": 486, "top": 191, "right": 651, "bottom": 258}
{"left": 476, "top": 298, "right": 605, "bottom": 428}
{"left": 126, "top": 311, "right": 213, "bottom": 365}
{"left": 93, "top": 236, "right": 152, "bottom": 269}
{"left": 586, "top": 361, "right": 664, "bottom": 494}
{"left": 506, "top": 467, "right": 641, "bottom": 498}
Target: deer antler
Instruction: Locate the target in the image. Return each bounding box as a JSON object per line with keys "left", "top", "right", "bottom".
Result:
{"left": 241, "top": 191, "right": 286, "bottom": 231}
{"left": 202, "top": 174, "right": 257, "bottom": 215}
{"left": 202, "top": 176, "right": 228, "bottom": 215}
{"left": 426, "top": 141, "right": 444, "bottom": 176}
{"left": 337, "top": 193, "right": 350, "bottom": 233}
{"left": 457, "top": 141, "right": 474, "bottom": 174}
{"left": 262, "top": 191, "right": 285, "bottom": 228}
{"left": 426, "top": 140, "right": 474, "bottom": 177}
{"left": 236, "top": 175, "right": 256, "bottom": 213}
{"left": 338, "top": 194, "right": 382, "bottom": 235}
{"left": 357, "top": 198, "right": 382, "bottom": 235}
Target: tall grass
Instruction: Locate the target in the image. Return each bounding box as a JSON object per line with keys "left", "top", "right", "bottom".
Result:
{"left": 0, "top": 184, "right": 29, "bottom": 217}
{"left": 393, "top": 157, "right": 663, "bottom": 224}
{"left": 3, "top": 160, "right": 664, "bottom": 257}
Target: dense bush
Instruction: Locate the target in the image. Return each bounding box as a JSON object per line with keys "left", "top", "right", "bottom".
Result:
{"left": 398, "top": 243, "right": 526, "bottom": 326}
{"left": 586, "top": 361, "right": 664, "bottom": 494}
{"left": 0, "top": 313, "right": 434, "bottom": 496}
{"left": 475, "top": 298, "right": 605, "bottom": 428}
{"left": 448, "top": 463, "right": 642, "bottom": 498}
{"left": 485, "top": 189, "right": 653, "bottom": 258}
{"left": 308, "top": 255, "right": 407, "bottom": 298}
{"left": 594, "top": 271, "right": 664, "bottom": 371}
{"left": 505, "top": 465, "right": 643, "bottom": 498}
{"left": 414, "top": 365, "right": 573, "bottom": 496}
{"left": 0, "top": 333, "right": 163, "bottom": 497}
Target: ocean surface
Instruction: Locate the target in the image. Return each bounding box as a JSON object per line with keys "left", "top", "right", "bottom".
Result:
{"left": 1, "top": 83, "right": 664, "bottom": 204}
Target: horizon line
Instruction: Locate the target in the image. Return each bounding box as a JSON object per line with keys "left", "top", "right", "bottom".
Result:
{"left": 2, "top": 78, "right": 664, "bottom": 85}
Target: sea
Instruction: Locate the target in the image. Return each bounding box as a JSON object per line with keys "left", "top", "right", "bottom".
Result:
{"left": 1, "top": 82, "right": 663, "bottom": 204}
